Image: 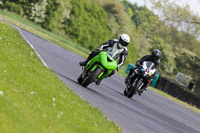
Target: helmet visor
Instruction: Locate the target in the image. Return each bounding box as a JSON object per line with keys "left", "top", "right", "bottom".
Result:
{"left": 152, "top": 55, "right": 159, "bottom": 60}
{"left": 119, "top": 38, "right": 129, "bottom": 46}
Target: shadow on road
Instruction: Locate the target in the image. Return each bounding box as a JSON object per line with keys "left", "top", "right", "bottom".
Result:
{"left": 54, "top": 71, "right": 168, "bottom": 123}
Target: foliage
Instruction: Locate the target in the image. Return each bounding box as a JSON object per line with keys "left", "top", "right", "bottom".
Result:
{"left": 150, "top": 36, "right": 176, "bottom": 75}
{"left": 42, "top": 0, "right": 71, "bottom": 33}
{"left": 150, "top": 0, "right": 200, "bottom": 38}
{"left": 132, "top": 8, "right": 159, "bottom": 35}
{"left": 25, "top": 0, "right": 48, "bottom": 23}
{"left": 175, "top": 50, "right": 200, "bottom": 90}
{"left": 63, "top": 0, "right": 111, "bottom": 50}
{"left": 0, "top": 1, "right": 23, "bottom": 15}
{"left": 1, "top": 0, "right": 71, "bottom": 32}
{"left": 122, "top": 0, "right": 159, "bottom": 37}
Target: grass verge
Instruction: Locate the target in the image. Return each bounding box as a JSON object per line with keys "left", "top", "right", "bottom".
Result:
{"left": 0, "top": 21, "right": 121, "bottom": 132}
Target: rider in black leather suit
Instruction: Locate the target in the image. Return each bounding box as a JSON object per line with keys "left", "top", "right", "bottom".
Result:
{"left": 125, "top": 49, "right": 161, "bottom": 95}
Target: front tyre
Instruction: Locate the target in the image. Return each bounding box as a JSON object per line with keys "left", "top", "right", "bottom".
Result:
{"left": 82, "top": 67, "right": 102, "bottom": 87}
{"left": 77, "top": 74, "right": 83, "bottom": 84}
{"left": 127, "top": 79, "right": 143, "bottom": 98}
{"left": 124, "top": 89, "right": 128, "bottom": 96}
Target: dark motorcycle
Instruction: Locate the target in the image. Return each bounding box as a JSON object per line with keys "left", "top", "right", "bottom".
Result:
{"left": 124, "top": 61, "right": 156, "bottom": 98}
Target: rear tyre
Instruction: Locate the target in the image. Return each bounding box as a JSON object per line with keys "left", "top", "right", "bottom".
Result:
{"left": 82, "top": 67, "right": 102, "bottom": 87}
{"left": 77, "top": 74, "right": 83, "bottom": 84}
{"left": 127, "top": 79, "right": 143, "bottom": 98}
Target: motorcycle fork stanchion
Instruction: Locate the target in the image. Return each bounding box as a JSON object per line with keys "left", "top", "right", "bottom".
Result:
{"left": 96, "top": 69, "right": 111, "bottom": 83}
{"left": 126, "top": 76, "right": 137, "bottom": 93}
{"left": 136, "top": 79, "right": 144, "bottom": 95}
{"left": 84, "top": 63, "right": 98, "bottom": 78}
{"left": 81, "top": 66, "right": 88, "bottom": 79}
{"left": 95, "top": 69, "right": 105, "bottom": 82}
{"left": 129, "top": 75, "right": 137, "bottom": 87}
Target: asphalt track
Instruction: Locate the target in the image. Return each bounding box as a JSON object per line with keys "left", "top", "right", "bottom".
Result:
{"left": 17, "top": 27, "right": 200, "bottom": 133}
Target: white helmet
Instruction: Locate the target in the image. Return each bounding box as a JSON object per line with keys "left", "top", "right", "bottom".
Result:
{"left": 119, "top": 34, "right": 130, "bottom": 47}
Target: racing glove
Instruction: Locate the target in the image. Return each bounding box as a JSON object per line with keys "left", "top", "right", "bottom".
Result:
{"left": 137, "top": 64, "right": 143, "bottom": 70}
{"left": 116, "top": 65, "right": 120, "bottom": 71}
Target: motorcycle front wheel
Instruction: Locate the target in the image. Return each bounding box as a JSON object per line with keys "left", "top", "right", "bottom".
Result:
{"left": 77, "top": 74, "right": 83, "bottom": 84}
{"left": 126, "top": 79, "right": 143, "bottom": 98}
{"left": 82, "top": 67, "right": 102, "bottom": 87}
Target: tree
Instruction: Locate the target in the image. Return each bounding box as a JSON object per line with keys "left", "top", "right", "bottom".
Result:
{"left": 150, "top": 36, "right": 176, "bottom": 75}
{"left": 122, "top": 0, "right": 159, "bottom": 37}
{"left": 97, "top": 0, "right": 138, "bottom": 63}
{"left": 150, "top": 0, "right": 200, "bottom": 37}
{"left": 63, "top": 0, "right": 111, "bottom": 50}
{"left": 175, "top": 50, "right": 200, "bottom": 91}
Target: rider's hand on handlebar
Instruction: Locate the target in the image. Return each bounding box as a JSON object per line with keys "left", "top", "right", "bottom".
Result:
{"left": 137, "top": 64, "right": 143, "bottom": 70}
{"left": 116, "top": 65, "right": 120, "bottom": 71}
{"left": 97, "top": 48, "right": 102, "bottom": 51}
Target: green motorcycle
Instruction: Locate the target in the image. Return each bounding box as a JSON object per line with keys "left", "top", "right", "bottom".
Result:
{"left": 77, "top": 51, "right": 117, "bottom": 87}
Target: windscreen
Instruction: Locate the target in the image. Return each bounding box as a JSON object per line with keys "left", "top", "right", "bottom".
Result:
{"left": 143, "top": 61, "right": 155, "bottom": 69}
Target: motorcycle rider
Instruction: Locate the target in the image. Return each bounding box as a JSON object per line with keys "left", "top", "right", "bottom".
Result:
{"left": 79, "top": 34, "right": 130, "bottom": 85}
{"left": 125, "top": 49, "right": 161, "bottom": 95}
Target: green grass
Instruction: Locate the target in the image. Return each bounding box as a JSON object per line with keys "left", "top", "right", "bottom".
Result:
{"left": 0, "top": 21, "right": 121, "bottom": 132}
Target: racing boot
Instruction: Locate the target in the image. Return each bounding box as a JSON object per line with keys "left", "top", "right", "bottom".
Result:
{"left": 79, "top": 56, "right": 91, "bottom": 66}
{"left": 79, "top": 51, "right": 96, "bottom": 66}
{"left": 79, "top": 60, "right": 88, "bottom": 66}
{"left": 125, "top": 71, "right": 132, "bottom": 84}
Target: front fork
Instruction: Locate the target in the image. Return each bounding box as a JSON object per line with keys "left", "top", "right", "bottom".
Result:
{"left": 137, "top": 79, "right": 144, "bottom": 91}
{"left": 126, "top": 76, "right": 137, "bottom": 92}
{"left": 81, "top": 65, "right": 106, "bottom": 81}
{"left": 81, "top": 66, "right": 87, "bottom": 79}
{"left": 126, "top": 76, "right": 144, "bottom": 92}
{"left": 98, "top": 69, "right": 112, "bottom": 81}
{"left": 82, "top": 64, "right": 113, "bottom": 82}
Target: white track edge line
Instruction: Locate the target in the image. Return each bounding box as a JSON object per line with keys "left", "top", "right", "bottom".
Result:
{"left": 1, "top": 18, "right": 49, "bottom": 69}
{"left": 16, "top": 26, "right": 49, "bottom": 69}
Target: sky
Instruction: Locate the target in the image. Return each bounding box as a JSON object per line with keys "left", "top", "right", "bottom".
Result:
{"left": 128, "top": 0, "right": 200, "bottom": 14}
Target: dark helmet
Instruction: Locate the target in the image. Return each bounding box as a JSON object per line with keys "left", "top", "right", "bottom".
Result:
{"left": 151, "top": 49, "right": 161, "bottom": 60}
{"left": 119, "top": 34, "right": 130, "bottom": 47}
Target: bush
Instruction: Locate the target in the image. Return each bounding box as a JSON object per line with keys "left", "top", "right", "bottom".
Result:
{"left": 1, "top": 1, "right": 23, "bottom": 15}
{"left": 63, "top": 0, "right": 111, "bottom": 50}
{"left": 23, "top": 0, "right": 48, "bottom": 24}
{"left": 42, "top": 0, "right": 71, "bottom": 33}
{"left": 150, "top": 36, "right": 176, "bottom": 75}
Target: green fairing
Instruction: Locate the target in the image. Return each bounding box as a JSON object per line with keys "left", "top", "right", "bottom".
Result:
{"left": 86, "top": 51, "right": 117, "bottom": 81}
{"left": 99, "top": 52, "right": 117, "bottom": 70}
